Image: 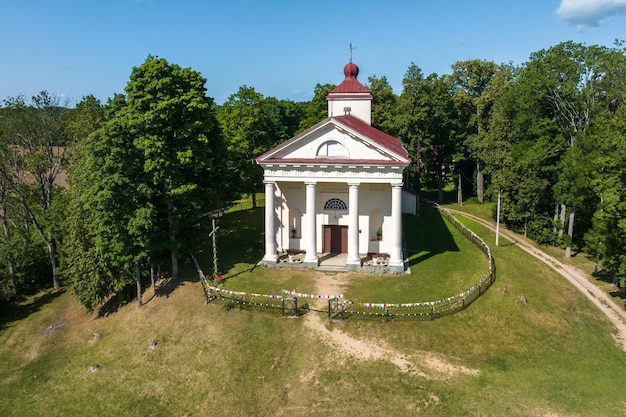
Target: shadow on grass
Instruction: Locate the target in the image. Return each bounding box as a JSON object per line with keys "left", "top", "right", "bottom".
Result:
{"left": 96, "top": 259, "right": 202, "bottom": 317}
{"left": 194, "top": 208, "right": 265, "bottom": 278}
{"left": 96, "top": 283, "right": 136, "bottom": 318}
{"left": 95, "top": 209, "right": 264, "bottom": 318}
{"left": 593, "top": 268, "right": 625, "bottom": 307}
{"left": 0, "top": 289, "right": 65, "bottom": 332}
{"left": 592, "top": 268, "right": 615, "bottom": 284}
{"left": 404, "top": 206, "right": 459, "bottom": 267}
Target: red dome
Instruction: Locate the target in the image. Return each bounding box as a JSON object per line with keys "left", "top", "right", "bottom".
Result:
{"left": 343, "top": 62, "right": 359, "bottom": 79}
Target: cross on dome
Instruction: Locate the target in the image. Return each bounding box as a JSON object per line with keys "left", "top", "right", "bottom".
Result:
{"left": 347, "top": 42, "right": 357, "bottom": 63}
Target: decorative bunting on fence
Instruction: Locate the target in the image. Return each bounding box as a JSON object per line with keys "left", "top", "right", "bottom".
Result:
{"left": 281, "top": 289, "right": 344, "bottom": 299}
{"left": 208, "top": 285, "right": 284, "bottom": 300}
{"left": 190, "top": 203, "right": 495, "bottom": 318}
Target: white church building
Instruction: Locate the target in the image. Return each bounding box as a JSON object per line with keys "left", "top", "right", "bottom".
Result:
{"left": 256, "top": 60, "right": 413, "bottom": 272}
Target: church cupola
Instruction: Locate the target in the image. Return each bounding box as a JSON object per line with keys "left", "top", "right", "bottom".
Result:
{"left": 326, "top": 59, "right": 373, "bottom": 125}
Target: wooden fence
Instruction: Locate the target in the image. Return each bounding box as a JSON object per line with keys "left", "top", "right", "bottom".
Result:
{"left": 193, "top": 205, "right": 495, "bottom": 320}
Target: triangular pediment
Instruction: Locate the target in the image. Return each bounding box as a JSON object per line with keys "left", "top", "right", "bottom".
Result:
{"left": 256, "top": 115, "right": 410, "bottom": 166}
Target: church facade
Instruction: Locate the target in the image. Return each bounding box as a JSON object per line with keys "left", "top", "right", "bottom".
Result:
{"left": 255, "top": 61, "right": 412, "bottom": 272}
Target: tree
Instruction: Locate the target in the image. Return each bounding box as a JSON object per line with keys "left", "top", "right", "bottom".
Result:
{"left": 451, "top": 59, "right": 503, "bottom": 203}
{"left": 419, "top": 74, "right": 462, "bottom": 203}
{"left": 65, "top": 57, "right": 225, "bottom": 309}
{"left": 123, "top": 57, "right": 225, "bottom": 280}
{"left": 368, "top": 75, "right": 398, "bottom": 136}
{"left": 217, "top": 86, "right": 272, "bottom": 208}
{"left": 297, "top": 83, "right": 335, "bottom": 132}
{"left": 0, "top": 92, "right": 72, "bottom": 289}
{"left": 522, "top": 41, "right": 626, "bottom": 255}
{"left": 397, "top": 63, "right": 428, "bottom": 207}
{"left": 487, "top": 76, "right": 566, "bottom": 239}
{"left": 64, "top": 93, "right": 140, "bottom": 310}
{"left": 264, "top": 97, "right": 304, "bottom": 143}
{"left": 584, "top": 106, "right": 626, "bottom": 281}
{"left": 0, "top": 146, "right": 17, "bottom": 297}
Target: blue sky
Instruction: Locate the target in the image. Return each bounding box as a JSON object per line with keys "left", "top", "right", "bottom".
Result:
{"left": 1, "top": 0, "right": 626, "bottom": 106}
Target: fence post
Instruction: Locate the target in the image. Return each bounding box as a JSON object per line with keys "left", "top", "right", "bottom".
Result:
{"left": 282, "top": 296, "right": 297, "bottom": 317}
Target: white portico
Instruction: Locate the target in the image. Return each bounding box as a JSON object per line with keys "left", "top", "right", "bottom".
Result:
{"left": 256, "top": 61, "right": 411, "bottom": 272}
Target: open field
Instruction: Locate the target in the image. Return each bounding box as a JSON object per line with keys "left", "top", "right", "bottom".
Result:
{"left": 1, "top": 205, "right": 625, "bottom": 416}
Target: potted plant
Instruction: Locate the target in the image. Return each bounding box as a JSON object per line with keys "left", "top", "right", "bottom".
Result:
{"left": 372, "top": 256, "right": 379, "bottom": 265}
{"left": 376, "top": 226, "right": 383, "bottom": 241}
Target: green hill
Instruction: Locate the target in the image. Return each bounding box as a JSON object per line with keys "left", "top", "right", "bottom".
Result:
{"left": 1, "top": 206, "right": 625, "bottom": 417}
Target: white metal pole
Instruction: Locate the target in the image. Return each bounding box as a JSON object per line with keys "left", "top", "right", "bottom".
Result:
{"left": 496, "top": 192, "right": 501, "bottom": 246}
{"left": 212, "top": 218, "right": 218, "bottom": 277}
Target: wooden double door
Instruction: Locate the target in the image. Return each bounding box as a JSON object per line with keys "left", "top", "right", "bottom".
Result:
{"left": 323, "top": 225, "right": 348, "bottom": 254}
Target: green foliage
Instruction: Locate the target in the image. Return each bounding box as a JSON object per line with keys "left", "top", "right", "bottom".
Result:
{"left": 217, "top": 86, "right": 277, "bottom": 204}
{"left": 263, "top": 96, "right": 304, "bottom": 143}
{"left": 396, "top": 63, "right": 427, "bottom": 190}
{"left": 297, "top": 83, "right": 335, "bottom": 132}
{"left": 0, "top": 91, "right": 75, "bottom": 291}
{"left": 367, "top": 75, "right": 398, "bottom": 136}
{"left": 64, "top": 57, "right": 226, "bottom": 309}
{"left": 584, "top": 106, "right": 626, "bottom": 278}
{"left": 0, "top": 225, "right": 50, "bottom": 299}
{"left": 2, "top": 208, "right": 626, "bottom": 416}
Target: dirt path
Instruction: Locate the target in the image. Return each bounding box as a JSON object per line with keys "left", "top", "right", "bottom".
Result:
{"left": 446, "top": 208, "right": 626, "bottom": 353}
{"left": 301, "top": 273, "right": 479, "bottom": 379}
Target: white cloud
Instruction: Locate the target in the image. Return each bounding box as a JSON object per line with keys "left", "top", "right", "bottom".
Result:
{"left": 556, "top": 0, "right": 626, "bottom": 27}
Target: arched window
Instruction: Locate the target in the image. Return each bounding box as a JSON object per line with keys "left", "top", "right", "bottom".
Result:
{"left": 317, "top": 140, "right": 348, "bottom": 157}
{"left": 324, "top": 198, "right": 347, "bottom": 211}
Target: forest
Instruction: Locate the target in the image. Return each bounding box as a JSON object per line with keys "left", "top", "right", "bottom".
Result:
{"left": 0, "top": 40, "right": 625, "bottom": 309}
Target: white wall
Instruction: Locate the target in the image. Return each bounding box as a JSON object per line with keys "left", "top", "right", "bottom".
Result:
{"left": 280, "top": 126, "right": 386, "bottom": 162}
{"left": 327, "top": 97, "right": 372, "bottom": 125}
{"left": 276, "top": 181, "right": 394, "bottom": 256}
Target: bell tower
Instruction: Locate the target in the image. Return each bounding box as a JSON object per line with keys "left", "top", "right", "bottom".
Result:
{"left": 326, "top": 45, "right": 373, "bottom": 125}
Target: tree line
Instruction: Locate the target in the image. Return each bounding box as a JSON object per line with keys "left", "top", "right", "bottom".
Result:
{"left": 1, "top": 41, "right": 625, "bottom": 310}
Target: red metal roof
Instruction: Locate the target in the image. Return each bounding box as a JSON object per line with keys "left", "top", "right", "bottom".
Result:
{"left": 256, "top": 61, "right": 409, "bottom": 166}
{"left": 256, "top": 115, "right": 410, "bottom": 165}
{"left": 328, "top": 62, "right": 371, "bottom": 95}
{"left": 260, "top": 157, "right": 408, "bottom": 166}
{"left": 333, "top": 115, "right": 409, "bottom": 161}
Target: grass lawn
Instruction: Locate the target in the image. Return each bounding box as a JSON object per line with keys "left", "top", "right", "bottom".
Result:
{"left": 1, "top": 205, "right": 625, "bottom": 416}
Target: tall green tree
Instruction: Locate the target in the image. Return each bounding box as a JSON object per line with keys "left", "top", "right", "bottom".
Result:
{"left": 0, "top": 134, "right": 17, "bottom": 297}
{"left": 368, "top": 75, "right": 398, "bottom": 136}
{"left": 217, "top": 86, "right": 272, "bottom": 208}
{"left": 486, "top": 69, "right": 565, "bottom": 239}
{"left": 264, "top": 97, "right": 304, "bottom": 143}
{"left": 521, "top": 41, "right": 626, "bottom": 255}
{"left": 65, "top": 57, "right": 225, "bottom": 309}
{"left": 451, "top": 59, "right": 503, "bottom": 203}
{"left": 64, "top": 94, "right": 138, "bottom": 310}
{"left": 0, "top": 92, "right": 72, "bottom": 289}
{"left": 123, "top": 57, "right": 225, "bottom": 279}
{"left": 297, "top": 83, "right": 335, "bottom": 132}
{"left": 419, "top": 74, "right": 462, "bottom": 203}
{"left": 583, "top": 107, "right": 626, "bottom": 280}
{"left": 397, "top": 63, "right": 428, "bottom": 210}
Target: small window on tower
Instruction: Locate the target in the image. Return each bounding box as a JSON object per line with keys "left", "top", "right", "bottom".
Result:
{"left": 317, "top": 140, "right": 348, "bottom": 157}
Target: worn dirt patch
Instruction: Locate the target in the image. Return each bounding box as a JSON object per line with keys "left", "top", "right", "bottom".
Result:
{"left": 302, "top": 272, "right": 479, "bottom": 380}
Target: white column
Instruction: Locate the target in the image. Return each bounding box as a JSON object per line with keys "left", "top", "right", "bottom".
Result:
{"left": 346, "top": 183, "right": 360, "bottom": 267}
{"left": 263, "top": 181, "right": 277, "bottom": 263}
{"left": 389, "top": 183, "right": 404, "bottom": 270}
{"left": 304, "top": 182, "right": 318, "bottom": 265}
